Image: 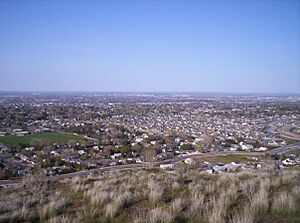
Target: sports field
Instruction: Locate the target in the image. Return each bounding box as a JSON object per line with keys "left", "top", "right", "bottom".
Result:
{"left": 0, "top": 132, "right": 87, "bottom": 147}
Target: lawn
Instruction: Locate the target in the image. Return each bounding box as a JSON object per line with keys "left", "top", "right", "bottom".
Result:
{"left": 0, "top": 132, "right": 87, "bottom": 147}
{"left": 287, "top": 148, "right": 300, "bottom": 155}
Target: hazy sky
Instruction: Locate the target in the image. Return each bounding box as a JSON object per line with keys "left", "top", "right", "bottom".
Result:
{"left": 0, "top": 0, "right": 299, "bottom": 93}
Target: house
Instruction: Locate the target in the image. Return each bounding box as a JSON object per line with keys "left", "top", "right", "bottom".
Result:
{"left": 160, "top": 163, "right": 174, "bottom": 170}
{"left": 256, "top": 163, "right": 262, "bottom": 169}
{"left": 13, "top": 129, "right": 29, "bottom": 136}
{"left": 239, "top": 142, "right": 253, "bottom": 151}
{"left": 251, "top": 157, "right": 259, "bottom": 161}
{"left": 206, "top": 169, "right": 213, "bottom": 174}
{"left": 150, "top": 141, "right": 156, "bottom": 145}
{"left": 156, "top": 153, "right": 165, "bottom": 160}
{"left": 109, "top": 161, "right": 118, "bottom": 166}
{"left": 184, "top": 158, "right": 194, "bottom": 165}
{"left": 25, "top": 147, "right": 34, "bottom": 151}
{"left": 254, "top": 147, "right": 268, "bottom": 152}
{"left": 110, "top": 153, "right": 122, "bottom": 159}
{"left": 229, "top": 144, "right": 239, "bottom": 151}
{"left": 15, "top": 131, "right": 29, "bottom": 136}
{"left": 50, "top": 151, "right": 60, "bottom": 156}
{"left": 135, "top": 157, "right": 143, "bottom": 163}
{"left": 135, "top": 136, "right": 144, "bottom": 143}
{"left": 194, "top": 138, "right": 204, "bottom": 143}
{"left": 156, "top": 151, "right": 174, "bottom": 161}
{"left": 175, "top": 137, "right": 182, "bottom": 144}
{"left": 212, "top": 162, "right": 241, "bottom": 173}
{"left": 275, "top": 160, "right": 284, "bottom": 169}
{"left": 282, "top": 158, "right": 297, "bottom": 166}
{"left": 142, "top": 133, "right": 149, "bottom": 139}
{"left": 93, "top": 145, "right": 100, "bottom": 151}
{"left": 212, "top": 165, "right": 224, "bottom": 173}
{"left": 78, "top": 150, "right": 86, "bottom": 155}
{"left": 267, "top": 141, "right": 279, "bottom": 148}
{"left": 19, "top": 154, "right": 29, "bottom": 162}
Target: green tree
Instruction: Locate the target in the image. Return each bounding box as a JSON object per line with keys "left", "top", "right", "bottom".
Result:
{"left": 119, "top": 145, "right": 130, "bottom": 154}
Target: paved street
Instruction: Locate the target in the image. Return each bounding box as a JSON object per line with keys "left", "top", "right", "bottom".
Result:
{"left": 1, "top": 142, "right": 299, "bottom": 187}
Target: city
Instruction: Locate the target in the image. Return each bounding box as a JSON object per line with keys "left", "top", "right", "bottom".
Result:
{"left": 0, "top": 93, "right": 299, "bottom": 181}
{"left": 0, "top": 92, "right": 299, "bottom": 223}
{"left": 0, "top": 0, "right": 299, "bottom": 222}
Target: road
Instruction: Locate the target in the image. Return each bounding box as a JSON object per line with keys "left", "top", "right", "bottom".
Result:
{"left": 266, "top": 120, "right": 300, "bottom": 141}
{"left": 0, "top": 164, "right": 147, "bottom": 187}
{"left": 266, "top": 142, "right": 300, "bottom": 155}
{"left": 1, "top": 142, "right": 299, "bottom": 187}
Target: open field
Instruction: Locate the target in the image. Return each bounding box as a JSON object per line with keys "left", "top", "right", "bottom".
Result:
{"left": 286, "top": 148, "right": 300, "bottom": 156}
{"left": 0, "top": 133, "right": 88, "bottom": 147}
{"left": 193, "top": 154, "right": 250, "bottom": 164}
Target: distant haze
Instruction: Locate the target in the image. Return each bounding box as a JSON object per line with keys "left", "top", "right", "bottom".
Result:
{"left": 0, "top": 0, "right": 299, "bottom": 93}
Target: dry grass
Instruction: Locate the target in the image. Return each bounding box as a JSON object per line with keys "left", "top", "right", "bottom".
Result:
{"left": 148, "top": 179, "right": 163, "bottom": 204}
{"left": 171, "top": 198, "right": 183, "bottom": 213}
{"left": 39, "top": 196, "right": 70, "bottom": 220}
{"left": 272, "top": 191, "right": 296, "bottom": 214}
{"left": 189, "top": 191, "right": 205, "bottom": 216}
{"left": 0, "top": 167, "right": 299, "bottom": 223}
{"left": 249, "top": 180, "right": 269, "bottom": 216}
{"left": 230, "top": 207, "right": 254, "bottom": 223}
{"left": 149, "top": 208, "right": 173, "bottom": 223}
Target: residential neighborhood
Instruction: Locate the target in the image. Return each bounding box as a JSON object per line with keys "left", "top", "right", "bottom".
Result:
{"left": 0, "top": 93, "right": 299, "bottom": 179}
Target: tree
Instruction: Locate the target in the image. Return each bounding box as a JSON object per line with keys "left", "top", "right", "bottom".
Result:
{"left": 142, "top": 147, "right": 156, "bottom": 168}
{"left": 81, "top": 153, "right": 88, "bottom": 160}
{"left": 132, "top": 143, "right": 143, "bottom": 154}
{"left": 0, "top": 168, "right": 13, "bottom": 180}
{"left": 119, "top": 145, "right": 130, "bottom": 154}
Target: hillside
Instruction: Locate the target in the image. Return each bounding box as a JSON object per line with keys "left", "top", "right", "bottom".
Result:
{"left": 0, "top": 167, "right": 299, "bottom": 223}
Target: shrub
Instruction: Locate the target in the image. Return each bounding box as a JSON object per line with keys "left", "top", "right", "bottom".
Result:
{"left": 272, "top": 191, "right": 296, "bottom": 215}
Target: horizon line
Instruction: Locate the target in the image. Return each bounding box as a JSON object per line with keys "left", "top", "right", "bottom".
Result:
{"left": 0, "top": 90, "right": 299, "bottom": 96}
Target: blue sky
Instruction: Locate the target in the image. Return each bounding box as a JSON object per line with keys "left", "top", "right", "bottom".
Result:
{"left": 0, "top": 0, "right": 299, "bottom": 93}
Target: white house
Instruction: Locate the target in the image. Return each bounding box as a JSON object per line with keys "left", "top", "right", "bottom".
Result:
{"left": 184, "top": 158, "right": 194, "bottom": 165}
{"left": 135, "top": 136, "right": 144, "bottom": 143}
{"left": 78, "top": 150, "right": 86, "bottom": 155}
{"left": 160, "top": 164, "right": 174, "bottom": 170}
{"left": 255, "top": 147, "right": 268, "bottom": 152}
{"left": 239, "top": 142, "right": 253, "bottom": 151}
{"left": 135, "top": 157, "right": 143, "bottom": 163}
{"left": 50, "top": 151, "right": 60, "bottom": 156}
{"left": 93, "top": 145, "right": 100, "bottom": 151}
{"left": 142, "top": 133, "right": 149, "bottom": 139}
{"left": 282, "top": 158, "right": 297, "bottom": 166}
{"left": 110, "top": 153, "right": 122, "bottom": 159}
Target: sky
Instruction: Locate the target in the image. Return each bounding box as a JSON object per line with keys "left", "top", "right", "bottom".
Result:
{"left": 0, "top": 0, "right": 299, "bottom": 93}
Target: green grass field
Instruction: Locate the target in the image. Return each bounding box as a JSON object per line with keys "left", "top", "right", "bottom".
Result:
{"left": 0, "top": 132, "right": 87, "bottom": 147}
{"left": 288, "top": 147, "right": 300, "bottom": 154}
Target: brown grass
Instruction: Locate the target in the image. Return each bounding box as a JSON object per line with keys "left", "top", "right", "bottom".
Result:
{"left": 0, "top": 167, "right": 299, "bottom": 223}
